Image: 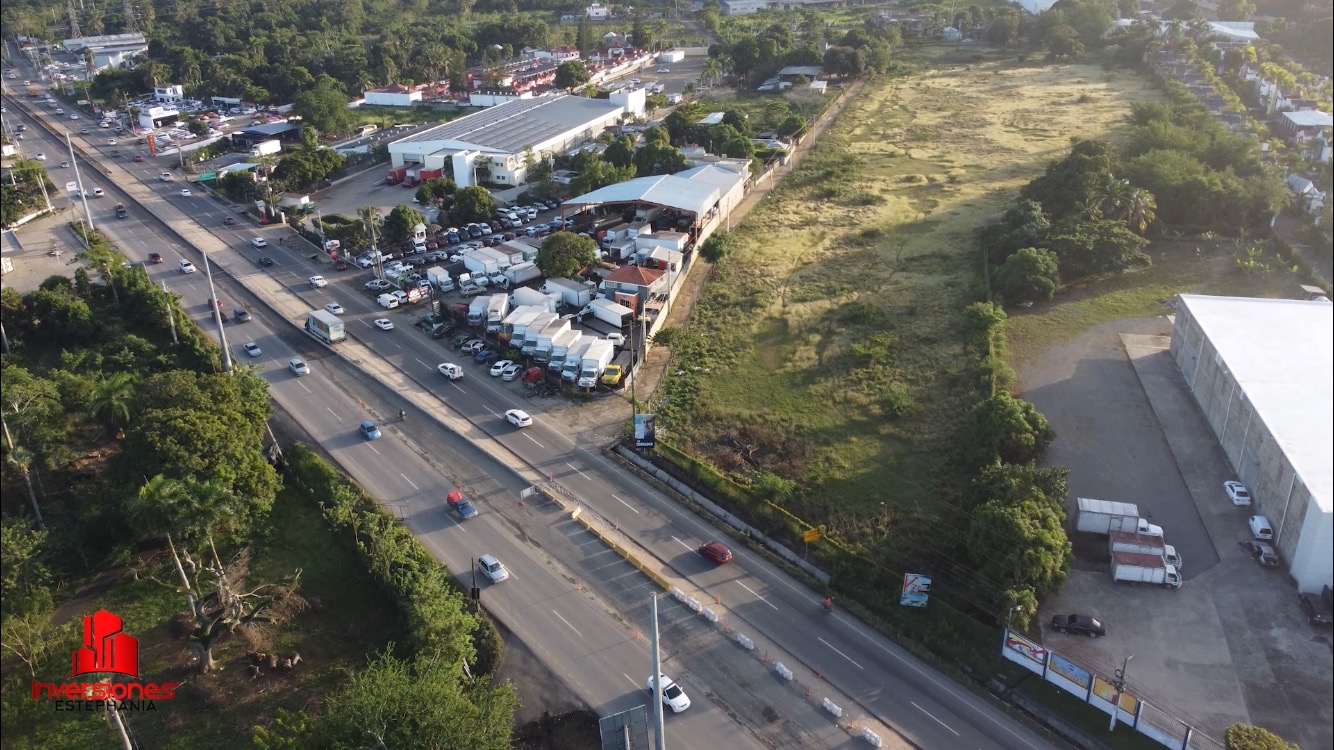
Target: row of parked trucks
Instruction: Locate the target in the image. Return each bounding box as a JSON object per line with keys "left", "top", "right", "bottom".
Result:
{"left": 461, "top": 300, "right": 623, "bottom": 388}
{"left": 1076, "top": 498, "right": 1183, "bottom": 589}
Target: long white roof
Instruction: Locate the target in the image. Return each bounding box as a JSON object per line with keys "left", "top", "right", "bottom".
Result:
{"left": 563, "top": 174, "right": 720, "bottom": 216}
{"left": 1179, "top": 295, "right": 1333, "bottom": 512}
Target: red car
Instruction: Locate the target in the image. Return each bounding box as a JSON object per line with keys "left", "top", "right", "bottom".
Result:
{"left": 147, "top": 252, "right": 163, "bottom": 264}
{"left": 132, "top": 154, "right": 144, "bottom": 162}
{"left": 334, "top": 258, "right": 350, "bottom": 271}
{"left": 698, "top": 541, "right": 733, "bottom": 565}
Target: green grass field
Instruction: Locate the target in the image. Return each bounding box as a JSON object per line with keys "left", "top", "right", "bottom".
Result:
{"left": 660, "top": 51, "right": 1162, "bottom": 549}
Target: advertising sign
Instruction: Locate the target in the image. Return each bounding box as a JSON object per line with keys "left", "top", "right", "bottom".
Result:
{"left": 633, "top": 413, "right": 656, "bottom": 449}
{"left": 1001, "top": 631, "right": 1047, "bottom": 674}
{"left": 899, "top": 573, "right": 932, "bottom": 608}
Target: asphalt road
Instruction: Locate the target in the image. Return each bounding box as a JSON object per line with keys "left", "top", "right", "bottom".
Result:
{"left": 6, "top": 75, "right": 1062, "bottom": 750}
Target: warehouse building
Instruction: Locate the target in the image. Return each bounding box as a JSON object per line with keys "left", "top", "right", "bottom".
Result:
{"left": 387, "top": 94, "right": 640, "bottom": 188}
{"left": 1170, "top": 295, "right": 1332, "bottom": 593}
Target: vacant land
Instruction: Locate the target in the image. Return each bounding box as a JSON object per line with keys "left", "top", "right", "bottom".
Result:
{"left": 661, "top": 53, "right": 1161, "bottom": 543}
{"left": 4, "top": 491, "right": 397, "bottom": 750}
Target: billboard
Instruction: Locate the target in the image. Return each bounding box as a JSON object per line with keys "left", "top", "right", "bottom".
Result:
{"left": 1001, "top": 631, "right": 1046, "bottom": 674}
{"left": 899, "top": 573, "right": 931, "bottom": 607}
{"left": 633, "top": 413, "right": 656, "bottom": 449}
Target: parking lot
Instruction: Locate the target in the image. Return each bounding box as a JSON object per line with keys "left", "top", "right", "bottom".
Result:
{"left": 1019, "top": 316, "right": 1332, "bottom": 749}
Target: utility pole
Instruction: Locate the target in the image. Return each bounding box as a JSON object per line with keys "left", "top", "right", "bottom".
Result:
{"left": 1109, "top": 655, "right": 1133, "bottom": 731}
{"left": 66, "top": 132, "right": 93, "bottom": 237}
{"left": 121, "top": 0, "right": 138, "bottom": 32}
{"left": 203, "top": 254, "right": 233, "bottom": 373}
{"left": 650, "top": 593, "right": 665, "bottom": 750}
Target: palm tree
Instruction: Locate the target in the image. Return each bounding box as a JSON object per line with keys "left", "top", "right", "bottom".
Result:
{"left": 89, "top": 372, "right": 135, "bottom": 429}
{"left": 1120, "top": 188, "right": 1157, "bottom": 235}
{"left": 701, "top": 58, "right": 723, "bottom": 87}
{"left": 6, "top": 445, "right": 45, "bottom": 529}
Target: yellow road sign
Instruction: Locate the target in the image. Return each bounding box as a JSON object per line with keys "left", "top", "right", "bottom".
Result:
{"left": 802, "top": 528, "right": 822, "bottom": 543}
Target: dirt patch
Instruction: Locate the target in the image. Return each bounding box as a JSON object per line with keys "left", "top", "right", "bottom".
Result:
{"left": 511, "top": 709, "right": 601, "bottom": 750}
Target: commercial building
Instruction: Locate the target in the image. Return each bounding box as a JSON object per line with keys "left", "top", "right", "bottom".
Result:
{"left": 363, "top": 83, "right": 422, "bottom": 107}
{"left": 61, "top": 33, "right": 147, "bottom": 70}
{"left": 230, "top": 123, "right": 301, "bottom": 148}
{"left": 137, "top": 105, "right": 180, "bottom": 130}
{"left": 1170, "top": 295, "right": 1333, "bottom": 593}
{"left": 387, "top": 94, "right": 631, "bottom": 188}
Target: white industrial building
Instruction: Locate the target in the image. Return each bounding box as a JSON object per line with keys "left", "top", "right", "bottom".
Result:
{"left": 363, "top": 83, "right": 423, "bottom": 107}
{"left": 1170, "top": 295, "right": 1332, "bottom": 593}
{"left": 562, "top": 161, "right": 748, "bottom": 248}
{"left": 387, "top": 94, "right": 638, "bottom": 188}
{"left": 61, "top": 33, "right": 148, "bottom": 70}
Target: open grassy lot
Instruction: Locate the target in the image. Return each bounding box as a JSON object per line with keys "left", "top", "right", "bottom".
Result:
{"left": 662, "top": 51, "right": 1162, "bottom": 543}
{"left": 3, "top": 489, "right": 397, "bottom": 750}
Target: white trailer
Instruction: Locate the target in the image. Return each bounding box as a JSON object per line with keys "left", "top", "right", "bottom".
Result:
{"left": 658, "top": 50, "right": 685, "bottom": 63}
{"left": 562, "top": 339, "right": 595, "bottom": 381}
{"left": 467, "top": 296, "right": 490, "bottom": 326}
{"left": 547, "top": 329, "right": 583, "bottom": 372}
{"left": 510, "top": 286, "right": 560, "bottom": 313}
{"left": 462, "top": 250, "right": 501, "bottom": 277}
{"left": 521, "top": 312, "right": 560, "bottom": 355}
{"left": 534, "top": 319, "right": 573, "bottom": 362}
{"left": 579, "top": 298, "right": 634, "bottom": 329}
{"left": 542, "top": 278, "right": 594, "bottom": 310}
{"left": 485, "top": 294, "right": 510, "bottom": 332}
{"left": 577, "top": 339, "right": 617, "bottom": 388}
{"left": 504, "top": 261, "right": 543, "bottom": 286}
{"left": 501, "top": 305, "right": 542, "bottom": 344}
{"left": 1111, "top": 551, "right": 1181, "bottom": 589}
{"left": 251, "top": 138, "right": 281, "bottom": 156}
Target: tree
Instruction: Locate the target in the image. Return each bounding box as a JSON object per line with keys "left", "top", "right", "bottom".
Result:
{"left": 450, "top": 186, "right": 495, "bottom": 224}
{"left": 823, "top": 45, "right": 866, "bottom": 78}
{"left": 979, "top": 200, "right": 1052, "bottom": 264}
{"left": 1044, "top": 218, "right": 1150, "bottom": 278}
{"left": 776, "top": 114, "right": 807, "bottom": 139}
{"left": 994, "top": 248, "right": 1060, "bottom": 304}
{"left": 965, "top": 461, "right": 1070, "bottom": 512}
{"left": 567, "top": 158, "right": 636, "bottom": 195}
{"left": 632, "top": 6, "right": 653, "bottom": 51}
{"left": 575, "top": 15, "right": 596, "bottom": 56}
{"left": 384, "top": 204, "right": 426, "bottom": 243}
{"left": 187, "top": 118, "right": 209, "bottom": 137}
{"left": 537, "top": 232, "right": 598, "bottom": 279}
{"left": 293, "top": 75, "right": 352, "bottom": 135}
{"left": 699, "top": 232, "right": 737, "bottom": 263}
{"left": 1021, "top": 140, "right": 1118, "bottom": 220}
{"left": 968, "top": 494, "right": 1072, "bottom": 604}
{"left": 300, "top": 125, "right": 319, "bottom": 149}
{"left": 633, "top": 143, "right": 688, "bottom": 176}
{"left": 988, "top": 15, "right": 1022, "bottom": 46}
{"left": 964, "top": 392, "right": 1055, "bottom": 467}
{"left": 89, "top": 371, "right": 136, "bottom": 429}
{"left": 1217, "top": 0, "right": 1255, "bottom": 19}
{"left": 604, "top": 135, "right": 636, "bottom": 169}
{"left": 1223, "top": 724, "right": 1299, "bottom": 750}
{"left": 1163, "top": 0, "right": 1204, "bottom": 21}
{"left": 1043, "top": 24, "right": 1084, "bottom": 60}
{"left": 554, "top": 60, "right": 591, "bottom": 90}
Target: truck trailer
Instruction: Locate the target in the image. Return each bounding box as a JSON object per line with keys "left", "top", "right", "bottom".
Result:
{"left": 577, "top": 339, "right": 617, "bottom": 388}
{"left": 579, "top": 297, "right": 634, "bottom": 329}
{"left": 510, "top": 286, "right": 560, "bottom": 313}
{"left": 501, "top": 306, "right": 542, "bottom": 345}
{"left": 534, "top": 319, "right": 573, "bottom": 362}
{"left": 467, "top": 296, "right": 491, "bottom": 327}
{"left": 485, "top": 294, "right": 510, "bottom": 333}
{"left": 1076, "top": 498, "right": 1163, "bottom": 537}
{"left": 541, "top": 278, "right": 594, "bottom": 310}
{"left": 504, "top": 261, "right": 543, "bottom": 286}
{"left": 462, "top": 250, "right": 501, "bottom": 277}
{"left": 1110, "top": 551, "right": 1182, "bottom": 589}
{"left": 306, "top": 310, "right": 346, "bottom": 344}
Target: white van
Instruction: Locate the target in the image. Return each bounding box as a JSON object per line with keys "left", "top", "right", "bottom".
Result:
{"left": 376, "top": 293, "right": 400, "bottom": 309}
{"left": 1248, "top": 515, "right": 1273, "bottom": 540}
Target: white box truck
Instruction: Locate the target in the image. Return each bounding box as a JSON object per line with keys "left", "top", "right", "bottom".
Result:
{"left": 504, "top": 261, "right": 542, "bottom": 286}
{"left": 534, "top": 319, "right": 573, "bottom": 362}
{"left": 306, "top": 310, "right": 346, "bottom": 344}
{"left": 547, "top": 330, "right": 583, "bottom": 372}
{"left": 426, "top": 266, "right": 454, "bottom": 291}
{"left": 521, "top": 312, "right": 560, "bottom": 355}
{"left": 1109, "top": 531, "right": 1183, "bottom": 571}
{"left": 467, "top": 296, "right": 490, "bottom": 326}
{"left": 510, "top": 286, "right": 560, "bottom": 313}
{"left": 577, "top": 339, "right": 616, "bottom": 388}
{"left": 579, "top": 298, "right": 634, "bottom": 329}
{"left": 541, "top": 278, "right": 594, "bottom": 310}
{"left": 562, "top": 339, "right": 594, "bottom": 382}
{"left": 501, "top": 306, "right": 542, "bottom": 345}
{"left": 1111, "top": 551, "right": 1181, "bottom": 589}
{"left": 485, "top": 294, "right": 510, "bottom": 332}
{"left": 462, "top": 250, "right": 501, "bottom": 277}
{"left": 1076, "top": 498, "right": 1163, "bottom": 537}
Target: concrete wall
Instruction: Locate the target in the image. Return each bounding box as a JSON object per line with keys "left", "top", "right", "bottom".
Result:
{"left": 1171, "top": 308, "right": 1333, "bottom": 592}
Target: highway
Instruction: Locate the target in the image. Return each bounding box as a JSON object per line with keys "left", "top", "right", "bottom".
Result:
{"left": 5, "top": 75, "right": 1063, "bottom": 750}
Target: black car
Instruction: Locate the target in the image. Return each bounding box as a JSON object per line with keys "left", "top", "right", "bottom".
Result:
{"left": 452, "top": 332, "right": 473, "bottom": 348}
{"left": 1050, "top": 614, "right": 1106, "bottom": 637}
{"left": 1298, "top": 587, "right": 1333, "bottom": 626}
{"left": 258, "top": 257, "right": 275, "bottom": 267}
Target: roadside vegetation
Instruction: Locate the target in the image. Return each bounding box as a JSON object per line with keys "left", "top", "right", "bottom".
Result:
{"left": 0, "top": 231, "right": 514, "bottom": 747}
{"left": 0, "top": 158, "right": 53, "bottom": 228}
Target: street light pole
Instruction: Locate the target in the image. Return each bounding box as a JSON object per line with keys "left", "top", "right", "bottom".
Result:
{"left": 66, "top": 131, "right": 93, "bottom": 238}
{"left": 203, "top": 253, "right": 233, "bottom": 373}
{"left": 1109, "top": 654, "right": 1133, "bottom": 731}
{"left": 649, "top": 593, "right": 666, "bottom": 750}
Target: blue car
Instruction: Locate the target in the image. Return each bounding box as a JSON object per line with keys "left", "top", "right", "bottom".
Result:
{"left": 359, "top": 421, "right": 382, "bottom": 440}
{"left": 474, "top": 348, "right": 500, "bottom": 364}
{"left": 446, "top": 232, "right": 461, "bottom": 245}
{"left": 454, "top": 498, "right": 478, "bottom": 520}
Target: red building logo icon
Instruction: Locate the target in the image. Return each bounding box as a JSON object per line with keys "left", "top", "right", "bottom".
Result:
{"left": 71, "top": 610, "right": 139, "bottom": 677}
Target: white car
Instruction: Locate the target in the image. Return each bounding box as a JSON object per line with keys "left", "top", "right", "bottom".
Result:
{"left": 251, "top": 237, "right": 267, "bottom": 248}
{"left": 438, "top": 362, "right": 464, "bottom": 380}
{"left": 324, "top": 302, "right": 344, "bottom": 315}
{"left": 107, "top": 139, "right": 117, "bottom": 145}
{"left": 505, "top": 409, "right": 532, "bottom": 428}
{"left": 1223, "top": 481, "right": 1251, "bottom": 506}
{"left": 91, "top": 188, "right": 104, "bottom": 197}
{"left": 478, "top": 554, "right": 510, "bottom": 583}
{"left": 356, "top": 255, "right": 376, "bottom": 268}
{"left": 646, "top": 674, "right": 691, "bottom": 713}
{"left": 501, "top": 363, "right": 524, "bottom": 381}
{"left": 69, "top": 114, "right": 78, "bottom": 120}
{"left": 309, "top": 275, "right": 328, "bottom": 288}
{"left": 657, "top": 67, "right": 670, "bottom": 73}
{"left": 35, "top": 152, "right": 46, "bottom": 160}
{"left": 179, "top": 188, "right": 192, "bottom": 197}
{"left": 490, "top": 360, "right": 513, "bottom": 377}
{"left": 390, "top": 290, "right": 408, "bottom": 304}
{"left": 364, "top": 279, "right": 392, "bottom": 291}
{"left": 288, "top": 358, "right": 310, "bottom": 376}
{"left": 374, "top": 318, "right": 395, "bottom": 331}
{"left": 243, "top": 342, "right": 262, "bottom": 357}
{"left": 178, "top": 259, "right": 197, "bottom": 273}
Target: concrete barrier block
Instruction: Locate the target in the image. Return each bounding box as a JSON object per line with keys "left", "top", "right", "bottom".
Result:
{"left": 685, "top": 596, "right": 701, "bottom": 613}
{"left": 774, "top": 662, "right": 793, "bottom": 681}
{"left": 671, "top": 587, "right": 686, "bottom": 603}
{"left": 701, "top": 607, "right": 719, "bottom": 623}
{"left": 735, "top": 633, "right": 754, "bottom": 650}
{"left": 822, "top": 698, "right": 843, "bottom": 718}
{"left": 860, "top": 728, "right": 882, "bottom": 747}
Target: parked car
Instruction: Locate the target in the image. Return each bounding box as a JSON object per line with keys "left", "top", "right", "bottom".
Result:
{"left": 1298, "top": 587, "right": 1333, "bottom": 626}
{"left": 365, "top": 278, "right": 392, "bottom": 291}
{"left": 501, "top": 363, "right": 523, "bottom": 381}
{"left": 1241, "top": 540, "right": 1279, "bottom": 567}
{"left": 698, "top": 541, "right": 733, "bottom": 565}
{"left": 1223, "top": 481, "right": 1251, "bottom": 506}
{"left": 489, "top": 359, "right": 513, "bottom": 377}
{"left": 462, "top": 340, "right": 486, "bottom": 354}
{"left": 478, "top": 554, "right": 510, "bottom": 583}
{"left": 1248, "top": 515, "right": 1273, "bottom": 540}
{"left": 1050, "top": 614, "right": 1106, "bottom": 637}
{"left": 474, "top": 348, "right": 500, "bottom": 365}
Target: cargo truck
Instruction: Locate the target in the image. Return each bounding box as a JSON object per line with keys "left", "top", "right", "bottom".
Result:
{"left": 534, "top": 319, "right": 573, "bottom": 362}
{"left": 1111, "top": 551, "right": 1181, "bottom": 589}
{"left": 426, "top": 266, "right": 454, "bottom": 291}
{"left": 485, "top": 294, "right": 510, "bottom": 333}
{"left": 507, "top": 308, "right": 547, "bottom": 349}
{"left": 578, "top": 298, "right": 634, "bottom": 329}
{"left": 306, "top": 310, "right": 346, "bottom": 344}
{"left": 463, "top": 250, "right": 501, "bottom": 277}
{"left": 541, "top": 278, "right": 594, "bottom": 310}
{"left": 1076, "top": 498, "right": 1163, "bottom": 537}
{"left": 504, "top": 261, "right": 543, "bottom": 286}
{"left": 510, "top": 286, "right": 560, "bottom": 313}
{"left": 521, "top": 312, "right": 560, "bottom": 355}
{"left": 562, "top": 339, "right": 595, "bottom": 382}
{"left": 577, "top": 339, "right": 616, "bottom": 388}
{"left": 546, "top": 329, "right": 583, "bottom": 372}
{"left": 386, "top": 166, "right": 408, "bottom": 185}
{"left": 1109, "top": 530, "right": 1182, "bottom": 571}
{"left": 467, "top": 296, "right": 490, "bottom": 327}
{"left": 501, "top": 306, "right": 542, "bottom": 345}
